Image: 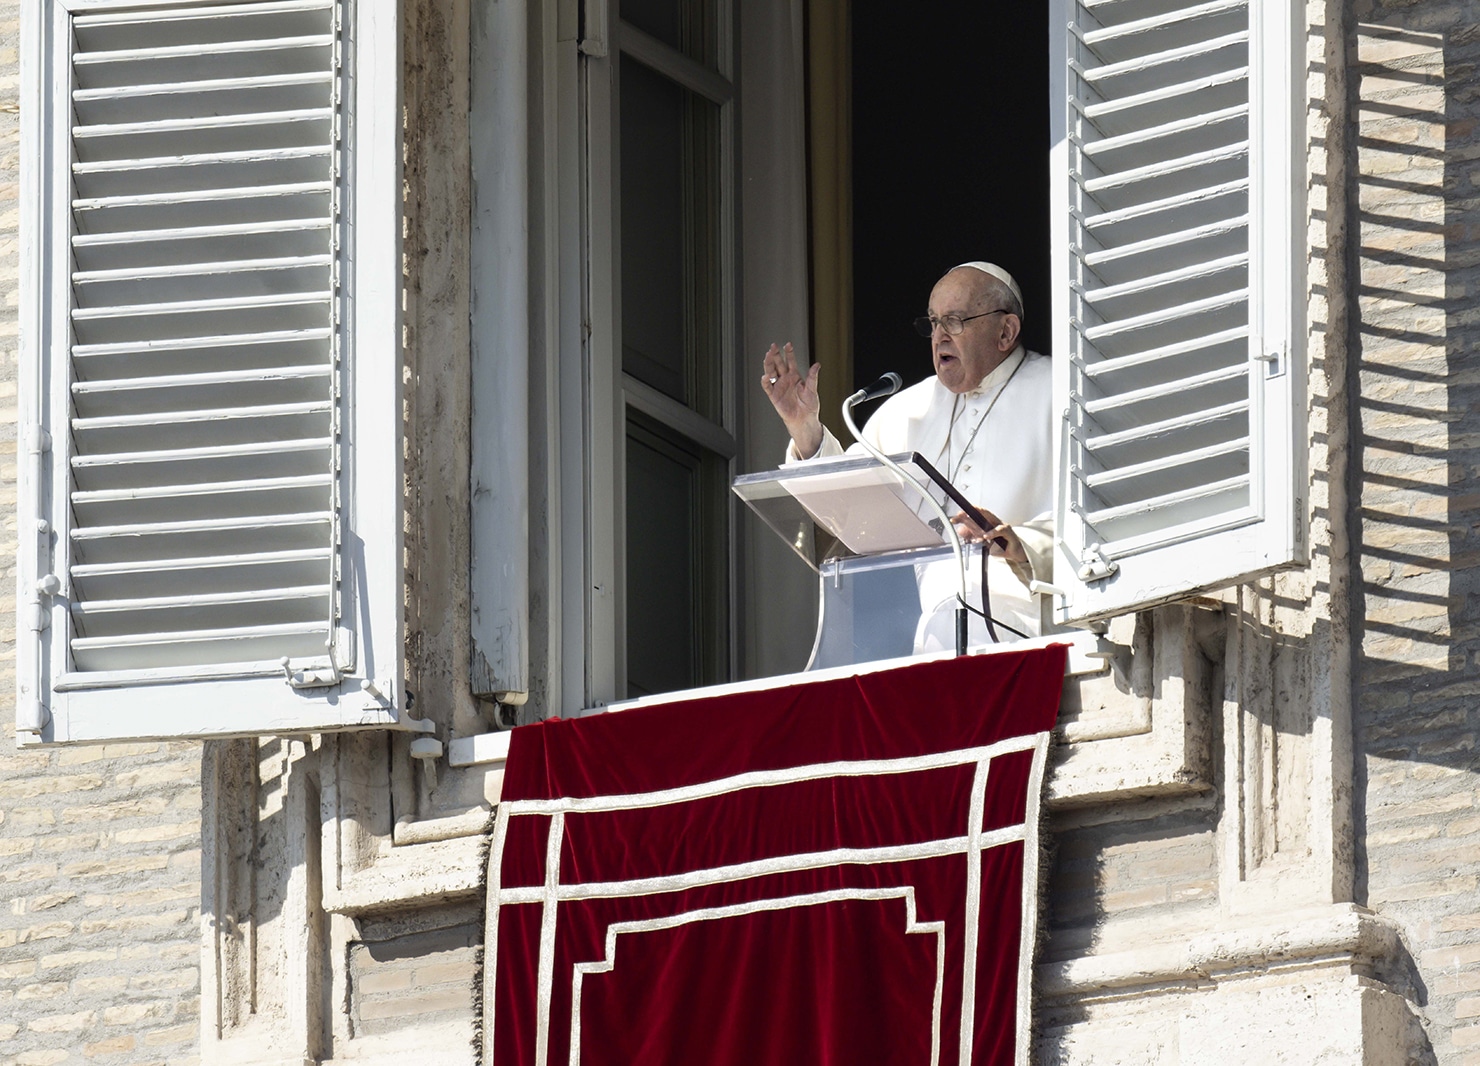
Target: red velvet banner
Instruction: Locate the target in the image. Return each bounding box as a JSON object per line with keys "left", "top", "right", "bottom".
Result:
{"left": 485, "top": 647, "right": 1066, "bottom": 1066}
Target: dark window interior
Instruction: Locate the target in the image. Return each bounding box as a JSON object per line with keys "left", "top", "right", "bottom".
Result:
{"left": 851, "top": 4, "right": 1051, "bottom": 395}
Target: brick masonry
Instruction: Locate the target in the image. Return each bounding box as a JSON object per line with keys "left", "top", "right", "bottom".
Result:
{"left": 0, "top": 1, "right": 1478, "bottom": 1064}
{"left": 0, "top": 731, "right": 202, "bottom": 1066}
{"left": 1046, "top": 798, "right": 1220, "bottom": 961}
{"left": 0, "top": 5, "right": 203, "bottom": 1064}
{"left": 1353, "top": 2, "right": 1480, "bottom": 1063}
{"left": 347, "top": 920, "right": 478, "bottom": 1040}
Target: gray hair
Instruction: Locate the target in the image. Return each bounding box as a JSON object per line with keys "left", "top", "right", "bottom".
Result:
{"left": 982, "top": 275, "right": 1024, "bottom": 322}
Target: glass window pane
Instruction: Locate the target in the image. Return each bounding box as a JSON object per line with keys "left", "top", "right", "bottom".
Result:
{"left": 620, "top": 57, "right": 684, "bottom": 401}
{"left": 625, "top": 415, "right": 726, "bottom": 698}
{"left": 620, "top": 0, "right": 716, "bottom": 67}
{"left": 621, "top": 0, "right": 681, "bottom": 52}
{"left": 619, "top": 55, "right": 721, "bottom": 419}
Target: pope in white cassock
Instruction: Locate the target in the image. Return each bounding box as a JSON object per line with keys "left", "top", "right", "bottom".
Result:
{"left": 760, "top": 262, "right": 1052, "bottom": 646}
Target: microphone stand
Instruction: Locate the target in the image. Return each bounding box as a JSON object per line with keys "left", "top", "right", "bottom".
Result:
{"left": 841, "top": 390, "right": 972, "bottom": 657}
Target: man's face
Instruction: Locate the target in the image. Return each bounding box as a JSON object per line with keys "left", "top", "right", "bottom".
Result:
{"left": 928, "top": 270, "right": 1018, "bottom": 394}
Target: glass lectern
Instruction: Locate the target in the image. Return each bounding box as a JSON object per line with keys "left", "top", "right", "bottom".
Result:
{"left": 733, "top": 452, "right": 1000, "bottom": 671}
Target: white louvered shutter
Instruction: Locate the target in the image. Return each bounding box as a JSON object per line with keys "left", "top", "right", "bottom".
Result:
{"left": 18, "top": 0, "right": 403, "bottom": 742}
{"left": 1049, "top": 0, "right": 1305, "bottom": 624}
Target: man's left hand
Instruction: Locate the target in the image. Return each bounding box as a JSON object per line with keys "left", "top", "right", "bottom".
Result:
{"left": 951, "top": 508, "right": 1027, "bottom": 565}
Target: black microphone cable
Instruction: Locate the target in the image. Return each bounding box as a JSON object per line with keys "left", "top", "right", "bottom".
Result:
{"left": 954, "top": 530, "right": 1030, "bottom": 644}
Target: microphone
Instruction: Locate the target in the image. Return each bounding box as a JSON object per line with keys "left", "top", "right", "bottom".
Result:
{"left": 848, "top": 371, "right": 903, "bottom": 406}
{"left": 840, "top": 370, "right": 973, "bottom": 656}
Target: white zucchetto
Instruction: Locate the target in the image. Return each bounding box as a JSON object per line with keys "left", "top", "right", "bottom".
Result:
{"left": 953, "top": 261, "right": 1023, "bottom": 315}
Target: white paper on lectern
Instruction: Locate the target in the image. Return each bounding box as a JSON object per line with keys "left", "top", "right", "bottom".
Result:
{"left": 778, "top": 464, "right": 946, "bottom": 555}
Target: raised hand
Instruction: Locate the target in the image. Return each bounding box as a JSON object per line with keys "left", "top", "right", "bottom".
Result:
{"left": 760, "top": 342, "right": 824, "bottom": 457}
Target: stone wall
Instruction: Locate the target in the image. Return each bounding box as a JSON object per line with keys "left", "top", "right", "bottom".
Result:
{"left": 0, "top": 734, "right": 202, "bottom": 1066}
{"left": 4, "top": 1, "right": 1480, "bottom": 1064}
{"left": 346, "top": 909, "right": 479, "bottom": 1040}
{"left": 1352, "top": 3, "right": 1480, "bottom": 1061}
{"left": 0, "top": 4, "right": 204, "bottom": 1063}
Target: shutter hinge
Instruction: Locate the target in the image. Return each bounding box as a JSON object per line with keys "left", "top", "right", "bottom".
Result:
{"left": 379, "top": 685, "right": 440, "bottom": 759}
{"left": 1078, "top": 634, "right": 1130, "bottom": 681}
{"left": 17, "top": 696, "right": 49, "bottom": 735}
{"left": 579, "top": 0, "right": 608, "bottom": 55}
{"left": 25, "top": 503, "right": 56, "bottom": 735}
{"left": 280, "top": 657, "right": 342, "bottom": 689}
{"left": 1078, "top": 543, "right": 1119, "bottom": 583}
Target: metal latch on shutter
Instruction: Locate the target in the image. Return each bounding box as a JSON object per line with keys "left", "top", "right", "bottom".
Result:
{"left": 280, "top": 656, "right": 342, "bottom": 689}
{"left": 1078, "top": 543, "right": 1118, "bottom": 583}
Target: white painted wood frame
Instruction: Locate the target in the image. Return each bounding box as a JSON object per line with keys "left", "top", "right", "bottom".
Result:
{"left": 18, "top": 0, "right": 405, "bottom": 743}
{"left": 583, "top": 1, "right": 738, "bottom": 706}
{"left": 469, "top": 0, "right": 531, "bottom": 701}
{"left": 1049, "top": 0, "right": 1307, "bottom": 624}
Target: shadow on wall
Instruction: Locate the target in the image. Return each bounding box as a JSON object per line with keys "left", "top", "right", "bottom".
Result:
{"left": 1345, "top": 4, "right": 1480, "bottom": 1061}
{"left": 1346, "top": 10, "right": 1480, "bottom": 870}
{"left": 1349, "top": 13, "right": 1476, "bottom": 773}
{"left": 1041, "top": 7, "right": 1470, "bottom": 1059}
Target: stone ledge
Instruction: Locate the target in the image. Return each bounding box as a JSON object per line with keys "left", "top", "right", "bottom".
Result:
{"left": 1047, "top": 605, "right": 1217, "bottom": 808}
{"left": 206, "top": 1029, "right": 478, "bottom": 1066}
{"left": 1037, "top": 904, "right": 1403, "bottom": 1000}
{"left": 391, "top": 806, "right": 490, "bottom": 846}
{"left": 323, "top": 835, "right": 484, "bottom": 916}
{"left": 330, "top": 1025, "right": 477, "bottom": 1063}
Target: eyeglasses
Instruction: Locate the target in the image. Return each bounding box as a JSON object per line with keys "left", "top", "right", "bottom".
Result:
{"left": 913, "top": 309, "right": 1011, "bottom": 338}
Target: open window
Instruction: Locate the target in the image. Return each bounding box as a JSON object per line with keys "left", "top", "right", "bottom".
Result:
{"left": 607, "top": 1, "right": 735, "bottom": 699}
{"left": 17, "top": 0, "right": 1308, "bottom": 746}
{"left": 803, "top": 0, "right": 1305, "bottom": 632}
{"left": 463, "top": 0, "right": 1308, "bottom": 718}
{"left": 18, "top": 0, "right": 405, "bottom": 743}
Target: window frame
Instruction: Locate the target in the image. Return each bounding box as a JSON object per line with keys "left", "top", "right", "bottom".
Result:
{"left": 583, "top": 4, "right": 739, "bottom": 707}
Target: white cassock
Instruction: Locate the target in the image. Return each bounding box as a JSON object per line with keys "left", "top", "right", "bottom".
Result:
{"left": 784, "top": 346, "right": 1053, "bottom": 648}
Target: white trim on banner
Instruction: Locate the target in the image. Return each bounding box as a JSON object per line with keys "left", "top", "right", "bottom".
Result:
{"left": 568, "top": 888, "right": 948, "bottom": 1066}
{"left": 485, "top": 730, "right": 1052, "bottom": 1066}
